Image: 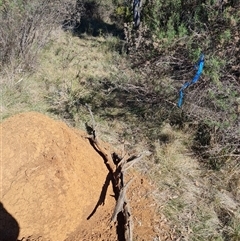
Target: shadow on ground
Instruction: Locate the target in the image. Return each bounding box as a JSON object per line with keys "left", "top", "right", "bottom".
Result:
{"left": 62, "top": 0, "right": 124, "bottom": 39}
{"left": 0, "top": 202, "right": 19, "bottom": 241}
{"left": 73, "top": 17, "right": 124, "bottom": 39}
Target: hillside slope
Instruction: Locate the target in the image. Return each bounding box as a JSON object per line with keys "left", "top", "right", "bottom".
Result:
{"left": 1, "top": 1, "right": 239, "bottom": 240}
{"left": 1, "top": 112, "right": 175, "bottom": 241}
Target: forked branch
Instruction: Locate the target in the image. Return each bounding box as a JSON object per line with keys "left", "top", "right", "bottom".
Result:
{"left": 86, "top": 105, "right": 150, "bottom": 241}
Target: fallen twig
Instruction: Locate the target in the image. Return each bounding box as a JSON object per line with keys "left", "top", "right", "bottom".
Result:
{"left": 86, "top": 105, "right": 149, "bottom": 241}
{"left": 111, "top": 178, "right": 134, "bottom": 223}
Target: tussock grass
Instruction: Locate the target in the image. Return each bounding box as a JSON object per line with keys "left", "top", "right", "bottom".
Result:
{"left": 0, "top": 73, "right": 49, "bottom": 120}
{"left": 0, "top": 27, "right": 127, "bottom": 122}
{"left": 40, "top": 30, "right": 120, "bottom": 81}
{"left": 140, "top": 124, "right": 240, "bottom": 240}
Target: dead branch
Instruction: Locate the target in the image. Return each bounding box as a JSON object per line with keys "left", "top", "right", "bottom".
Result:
{"left": 86, "top": 104, "right": 115, "bottom": 173}
{"left": 111, "top": 178, "right": 134, "bottom": 223}
{"left": 85, "top": 104, "right": 96, "bottom": 138}
{"left": 86, "top": 105, "right": 149, "bottom": 241}
{"left": 123, "top": 196, "right": 133, "bottom": 241}
{"left": 122, "top": 151, "right": 151, "bottom": 172}
{"left": 119, "top": 172, "right": 134, "bottom": 241}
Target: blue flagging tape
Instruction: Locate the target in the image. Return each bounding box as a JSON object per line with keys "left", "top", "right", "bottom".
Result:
{"left": 178, "top": 54, "right": 205, "bottom": 108}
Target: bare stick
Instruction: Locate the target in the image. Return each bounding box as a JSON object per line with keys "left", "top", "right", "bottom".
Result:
{"left": 111, "top": 178, "right": 134, "bottom": 222}
{"left": 86, "top": 104, "right": 115, "bottom": 174}
{"left": 86, "top": 104, "right": 96, "bottom": 138}
{"left": 123, "top": 151, "right": 151, "bottom": 172}
{"left": 85, "top": 105, "right": 147, "bottom": 241}
{"left": 123, "top": 197, "right": 133, "bottom": 241}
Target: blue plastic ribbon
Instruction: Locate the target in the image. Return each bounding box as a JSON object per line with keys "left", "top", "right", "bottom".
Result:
{"left": 178, "top": 54, "right": 204, "bottom": 108}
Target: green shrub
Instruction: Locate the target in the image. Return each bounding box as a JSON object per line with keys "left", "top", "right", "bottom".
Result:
{"left": 119, "top": 0, "right": 240, "bottom": 168}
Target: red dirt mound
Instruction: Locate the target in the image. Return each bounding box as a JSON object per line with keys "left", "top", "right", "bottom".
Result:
{"left": 0, "top": 112, "right": 174, "bottom": 241}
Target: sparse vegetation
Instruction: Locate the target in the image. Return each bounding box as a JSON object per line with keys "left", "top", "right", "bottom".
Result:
{"left": 0, "top": 0, "right": 239, "bottom": 240}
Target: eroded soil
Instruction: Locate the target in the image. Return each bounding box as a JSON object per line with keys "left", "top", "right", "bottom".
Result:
{"left": 0, "top": 112, "right": 174, "bottom": 241}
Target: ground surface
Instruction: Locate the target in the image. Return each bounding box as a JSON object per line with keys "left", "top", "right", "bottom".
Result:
{"left": 0, "top": 112, "right": 174, "bottom": 241}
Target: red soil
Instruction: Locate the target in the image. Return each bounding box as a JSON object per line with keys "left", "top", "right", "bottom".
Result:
{"left": 0, "top": 112, "right": 174, "bottom": 241}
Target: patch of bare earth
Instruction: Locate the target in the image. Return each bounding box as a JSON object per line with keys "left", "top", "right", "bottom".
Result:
{"left": 0, "top": 112, "right": 174, "bottom": 241}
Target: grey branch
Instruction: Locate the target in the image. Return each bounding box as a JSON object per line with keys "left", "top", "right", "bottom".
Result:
{"left": 111, "top": 178, "right": 134, "bottom": 223}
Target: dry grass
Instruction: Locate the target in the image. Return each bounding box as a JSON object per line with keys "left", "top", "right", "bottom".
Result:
{"left": 39, "top": 29, "right": 120, "bottom": 81}
{"left": 0, "top": 73, "right": 49, "bottom": 120}
{"left": 0, "top": 27, "right": 126, "bottom": 121}
{"left": 141, "top": 124, "right": 240, "bottom": 240}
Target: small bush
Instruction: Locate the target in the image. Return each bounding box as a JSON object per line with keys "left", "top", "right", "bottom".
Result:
{"left": 0, "top": 0, "right": 79, "bottom": 73}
